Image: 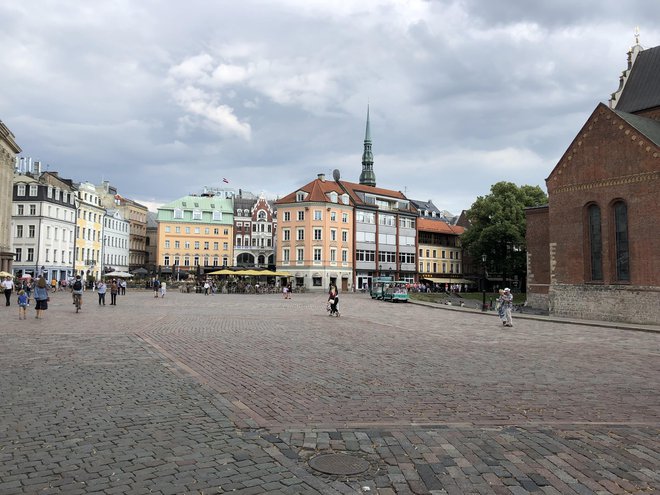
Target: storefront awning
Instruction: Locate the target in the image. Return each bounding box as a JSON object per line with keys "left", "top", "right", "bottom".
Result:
{"left": 422, "top": 277, "right": 475, "bottom": 284}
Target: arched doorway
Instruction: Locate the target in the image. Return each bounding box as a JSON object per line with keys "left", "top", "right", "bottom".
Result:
{"left": 237, "top": 253, "right": 255, "bottom": 267}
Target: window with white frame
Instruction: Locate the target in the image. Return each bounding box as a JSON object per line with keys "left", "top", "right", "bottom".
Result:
{"left": 330, "top": 248, "right": 336, "bottom": 262}
{"left": 297, "top": 228, "right": 304, "bottom": 241}
{"left": 342, "top": 213, "right": 348, "bottom": 223}
{"left": 313, "top": 247, "right": 322, "bottom": 262}
{"left": 165, "top": 240, "right": 170, "bottom": 248}
{"left": 314, "top": 210, "right": 322, "bottom": 221}
{"left": 29, "top": 185, "right": 38, "bottom": 196}
{"left": 212, "top": 211, "right": 221, "bottom": 221}
{"left": 313, "top": 228, "right": 322, "bottom": 241}
{"left": 17, "top": 184, "right": 26, "bottom": 196}
{"left": 342, "top": 230, "right": 348, "bottom": 242}
{"left": 330, "top": 229, "right": 337, "bottom": 241}
{"left": 28, "top": 225, "right": 35, "bottom": 238}
{"left": 296, "top": 248, "right": 304, "bottom": 262}
{"left": 282, "top": 229, "right": 290, "bottom": 241}
{"left": 297, "top": 210, "right": 305, "bottom": 221}
{"left": 173, "top": 208, "right": 183, "bottom": 219}
{"left": 17, "top": 204, "right": 24, "bottom": 215}
{"left": 342, "top": 249, "right": 348, "bottom": 262}
{"left": 283, "top": 211, "right": 290, "bottom": 221}
{"left": 282, "top": 248, "right": 290, "bottom": 262}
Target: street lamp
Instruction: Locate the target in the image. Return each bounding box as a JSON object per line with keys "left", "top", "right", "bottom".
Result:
{"left": 481, "top": 254, "right": 487, "bottom": 311}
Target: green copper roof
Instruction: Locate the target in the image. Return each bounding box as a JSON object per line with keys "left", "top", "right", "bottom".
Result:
{"left": 157, "top": 195, "right": 233, "bottom": 224}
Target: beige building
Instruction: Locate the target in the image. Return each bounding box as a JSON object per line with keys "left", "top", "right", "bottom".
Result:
{"left": 156, "top": 195, "right": 234, "bottom": 278}
{"left": 96, "top": 181, "right": 149, "bottom": 271}
{"left": 0, "top": 121, "right": 21, "bottom": 272}
{"left": 276, "top": 174, "right": 354, "bottom": 291}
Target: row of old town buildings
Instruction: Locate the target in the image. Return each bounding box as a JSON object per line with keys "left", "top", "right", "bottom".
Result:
{"left": 1, "top": 113, "right": 469, "bottom": 294}
{"left": 0, "top": 38, "right": 658, "bottom": 325}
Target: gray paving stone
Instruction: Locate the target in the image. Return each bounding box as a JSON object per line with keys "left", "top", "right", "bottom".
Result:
{"left": 0, "top": 292, "right": 657, "bottom": 494}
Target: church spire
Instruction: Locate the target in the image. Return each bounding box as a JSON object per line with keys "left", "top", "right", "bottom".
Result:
{"left": 359, "top": 105, "right": 376, "bottom": 187}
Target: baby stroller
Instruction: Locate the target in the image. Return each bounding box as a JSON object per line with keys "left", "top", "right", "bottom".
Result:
{"left": 327, "top": 295, "right": 340, "bottom": 317}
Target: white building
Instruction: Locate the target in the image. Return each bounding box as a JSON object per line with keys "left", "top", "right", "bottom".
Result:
{"left": 12, "top": 169, "right": 77, "bottom": 281}
{"left": 102, "top": 209, "right": 130, "bottom": 273}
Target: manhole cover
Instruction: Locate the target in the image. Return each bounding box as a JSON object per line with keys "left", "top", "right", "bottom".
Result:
{"left": 308, "top": 453, "right": 370, "bottom": 475}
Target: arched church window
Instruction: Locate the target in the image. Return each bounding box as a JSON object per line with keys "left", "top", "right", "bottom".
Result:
{"left": 613, "top": 201, "right": 630, "bottom": 281}
{"left": 587, "top": 204, "right": 603, "bottom": 281}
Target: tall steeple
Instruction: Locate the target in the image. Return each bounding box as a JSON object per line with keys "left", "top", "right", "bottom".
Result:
{"left": 359, "top": 105, "right": 376, "bottom": 187}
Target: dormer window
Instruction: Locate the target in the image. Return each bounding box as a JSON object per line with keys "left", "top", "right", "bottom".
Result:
{"left": 341, "top": 194, "right": 349, "bottom": 205}
{"left": 296, "top": 191, "right": 306, "bottom": 202}
{"left": 192, "top": 209, "right": 202, "bottom": 220}
{"left": 173, "top": 208, "right": 183, "bottom": 219}
{"left": 329, "top": 191, "right": 338, "bottom": 203}
{"left": 182, "top": 201, "right": 187, "bottom": 207}
{"left": 212, "top": 211, "right": 222, "bottom": 221}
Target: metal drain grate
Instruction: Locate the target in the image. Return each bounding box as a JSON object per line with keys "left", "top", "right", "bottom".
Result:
{"left": 308, "top": 453, "right": 370, "bottom": 476}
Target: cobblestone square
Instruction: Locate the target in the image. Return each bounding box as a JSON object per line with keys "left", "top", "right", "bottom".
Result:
{"left": 1, "top": 290, "right": 658, "bottom": 494}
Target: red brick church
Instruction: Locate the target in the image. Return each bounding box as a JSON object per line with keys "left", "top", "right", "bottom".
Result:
{"left": 526, "top": 38, "right": 660, "bottom": 325}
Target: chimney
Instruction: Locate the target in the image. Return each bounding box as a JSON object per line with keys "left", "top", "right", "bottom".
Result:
{"left": 317, "top": 173, "right": 325, "bottom": 181}
{"left": 33, "top": 161, "right": 42, "bottom": 175}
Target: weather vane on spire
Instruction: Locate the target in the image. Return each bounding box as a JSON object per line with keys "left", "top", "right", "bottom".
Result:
{"left": 634, "top": 26, "right": 640, "bottom": 45}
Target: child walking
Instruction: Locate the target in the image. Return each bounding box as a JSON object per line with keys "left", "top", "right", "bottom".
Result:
{"left": 17, "top": 290, "right": 29, "bottom": 319}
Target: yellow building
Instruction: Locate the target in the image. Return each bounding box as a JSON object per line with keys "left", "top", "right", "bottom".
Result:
{"left": 276, "top": 174, "right": 354, "bottom": 291}
{"left": 156, "top": 195, "right": 233, "bottom": 278}
{"left": 417, "top": 217, "right": 466, "bottom": 288}
{"left": 74, "top": 181, "right": 104, "bottom": 281}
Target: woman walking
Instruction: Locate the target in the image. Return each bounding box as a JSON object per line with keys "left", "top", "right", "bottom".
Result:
{"left": 2, "top": 275, "right": 14, "bottom": 306}
{"left": 97, "top": 280, "right": 107, "bottom": 305}
{"left": 33, "top": 276, "right": 49, "bottom": 319}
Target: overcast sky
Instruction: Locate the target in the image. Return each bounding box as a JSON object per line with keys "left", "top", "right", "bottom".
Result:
{"left": 1, "top": 0, "right": 658, "bottom": 214}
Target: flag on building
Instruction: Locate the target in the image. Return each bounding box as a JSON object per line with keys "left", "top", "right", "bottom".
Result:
{"left": 223, "top": 178, "right": 229, "bottom": 183}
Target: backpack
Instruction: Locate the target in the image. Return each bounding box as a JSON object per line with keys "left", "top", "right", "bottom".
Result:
{"left": 73, "top": 280, "right": 83, "bottom": 291}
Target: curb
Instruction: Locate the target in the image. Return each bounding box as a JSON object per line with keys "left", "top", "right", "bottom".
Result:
{"left": 408, "top": 299, "right": 660, "bottom": 334}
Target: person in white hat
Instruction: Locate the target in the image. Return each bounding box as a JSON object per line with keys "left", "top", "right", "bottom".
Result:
{"left": 502, "top": 288, "right": 514, "bottom": 327}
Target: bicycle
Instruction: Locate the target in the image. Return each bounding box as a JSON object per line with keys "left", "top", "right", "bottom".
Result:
{"left": 73, "top": 292, "right": 82, "bottom": 313}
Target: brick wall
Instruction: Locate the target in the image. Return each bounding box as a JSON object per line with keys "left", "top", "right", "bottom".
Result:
{"left": 525, "top": 206, "right": 549, "bottom": 310}
{"left": 550, "top": 284, "right": 660, "bottom": 325}
{"left": 546, "top": 104, "right": 659, "bottom": 288}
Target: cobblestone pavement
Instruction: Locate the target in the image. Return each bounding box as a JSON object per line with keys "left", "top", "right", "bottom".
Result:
{"left": 1, "top": 290, "right": 658, "bottom": 494}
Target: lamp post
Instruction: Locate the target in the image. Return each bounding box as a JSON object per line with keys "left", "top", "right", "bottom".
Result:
{"left": 481, "top": 254, "right": 487, "bottom": 311}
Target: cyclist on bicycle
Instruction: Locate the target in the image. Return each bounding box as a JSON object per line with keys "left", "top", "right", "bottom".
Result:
{"left": 71, "top": 275, "right": 84, "bottom": 309}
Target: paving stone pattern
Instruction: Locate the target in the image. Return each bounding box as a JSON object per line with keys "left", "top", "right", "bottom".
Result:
{"left": 0, "top": 290, "right": 658, "bottom": 494}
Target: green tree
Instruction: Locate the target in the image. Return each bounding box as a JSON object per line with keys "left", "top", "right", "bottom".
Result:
{"left": 461, "top": 181, "right": 547, "bottom": 290}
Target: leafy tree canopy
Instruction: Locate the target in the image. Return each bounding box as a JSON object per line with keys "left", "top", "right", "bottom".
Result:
{"left": 461, "top": 182, "right": 547, "bottom": 281}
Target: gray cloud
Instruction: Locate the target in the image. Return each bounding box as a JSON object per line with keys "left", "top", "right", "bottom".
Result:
{"left": 1, "top": 0, "right": 658, "bottom": 213}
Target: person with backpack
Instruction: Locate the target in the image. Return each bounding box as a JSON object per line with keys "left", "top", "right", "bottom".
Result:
{"left": 71, "top": 275, "right": 84, "bottom": 308}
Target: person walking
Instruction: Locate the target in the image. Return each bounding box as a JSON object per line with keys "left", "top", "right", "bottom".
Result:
{"left": 328, "top": 287, "right": 340, "bottom": 317}
{"left": 17, "top": 290, "right": 29, "bottom": 319}
{"left": 2, "top": 275, "right": 14, "bottom": 306}
{"left": 160, "top": 281, "right": 167, "bottom": 298}
{"left": 502, "top": 288, "right": 514, "bottom": 327}
{"left": 120, "top": 279, "right": 126, "bottom": 295}
{"left": 97, "top": 280, "right": 107, "bottom": 305}
{"left": 153, "top": 279, "right": 160, "bottom": 298}
{"left": 203, "top": 280, "right": 210, "bottom": 295}
{"left": 110, "top": 280, "right": 118, "bottom": 305}
{"left": 496, "top": 289, "right": 506, "bottom": 326}
{"left": 33, "top": 276, "right": 49, "bottom": 319}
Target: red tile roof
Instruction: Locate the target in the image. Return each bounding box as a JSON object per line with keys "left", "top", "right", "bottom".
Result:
{"left": 417, "top": 217, "right": 464, "bottom": 235}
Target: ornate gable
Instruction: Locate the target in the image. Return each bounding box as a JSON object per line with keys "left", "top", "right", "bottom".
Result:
{"left": 547, "top": 103, "right": 660, "bottom": 196}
